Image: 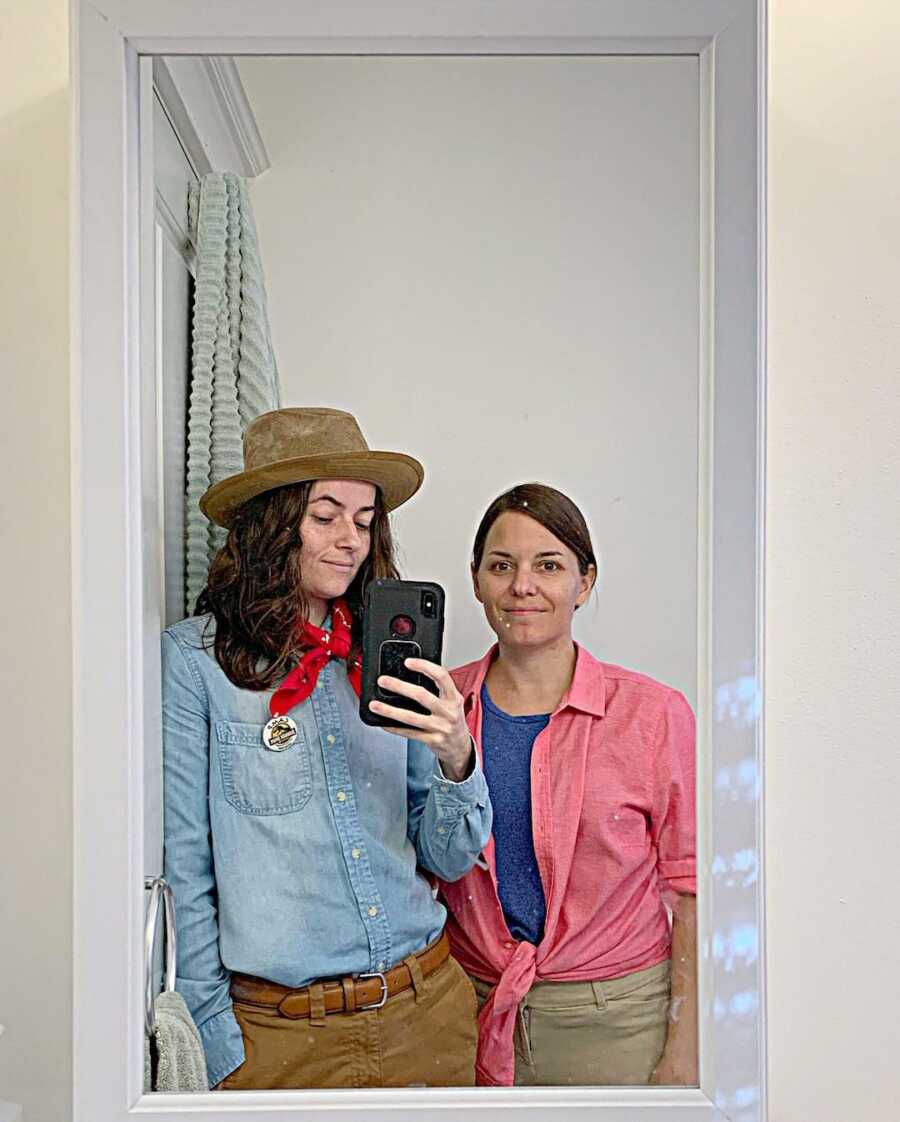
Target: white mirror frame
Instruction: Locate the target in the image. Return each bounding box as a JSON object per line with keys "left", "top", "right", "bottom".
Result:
{"left": 71, "top": 2, "right": 766, "bottom": 1120}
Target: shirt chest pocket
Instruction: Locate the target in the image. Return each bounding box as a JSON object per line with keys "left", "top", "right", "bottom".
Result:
{"left": 215, "top": 720, "right": 313, "bottom": 815}
{"left": 606, "top": 805, "right": 650, "bottom": 847}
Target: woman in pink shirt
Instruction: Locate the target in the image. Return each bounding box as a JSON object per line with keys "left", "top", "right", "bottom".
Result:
{"left": 439, "top": 482, "right": 697, "bottom": 1087}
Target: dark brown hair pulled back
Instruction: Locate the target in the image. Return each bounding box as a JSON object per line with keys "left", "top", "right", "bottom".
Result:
{"left": 195, "top": 481, "right": 398, "bottom": 690}
{"left": 472, "top": 482, "right": 597, "bottom": 582}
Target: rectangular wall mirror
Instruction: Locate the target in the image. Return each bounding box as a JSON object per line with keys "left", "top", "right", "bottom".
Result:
{"left": 72, "top": 3, "right": 765, "bottom": 1120}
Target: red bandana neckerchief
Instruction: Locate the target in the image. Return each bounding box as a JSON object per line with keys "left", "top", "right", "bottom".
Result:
{"left": 269, "top": 599, "right": 361, "bottom": 718}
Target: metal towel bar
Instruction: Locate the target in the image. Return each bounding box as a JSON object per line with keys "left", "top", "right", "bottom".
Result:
{"left": 143, "top": 876, "right": 177, "bottom": 1037}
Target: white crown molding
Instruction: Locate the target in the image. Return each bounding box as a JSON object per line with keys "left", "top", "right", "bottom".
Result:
{"left": 201, "top": 57, "right": 271, "bottom": 177}
{"left": 151, "top": 56, "right": 211, "bottom": 178}
{"left": 152, "top": 55, "right": 270, "bottom": 179}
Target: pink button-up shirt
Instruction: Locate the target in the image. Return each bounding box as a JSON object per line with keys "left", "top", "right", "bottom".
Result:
{"left": 441, "top": 643, "right": 696, "bottom": 1086}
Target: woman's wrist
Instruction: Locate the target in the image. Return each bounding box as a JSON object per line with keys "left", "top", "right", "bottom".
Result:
{"left": 439, "top": 737, "right": 475, "bottom": 782}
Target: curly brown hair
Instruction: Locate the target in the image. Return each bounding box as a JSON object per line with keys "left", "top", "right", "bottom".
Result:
{"left": 195, "top": 481, "right": 399, "bottom": 690}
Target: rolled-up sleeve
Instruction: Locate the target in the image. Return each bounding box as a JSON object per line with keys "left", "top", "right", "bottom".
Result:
{"left": 650, "top": 689, "right": 697, "bottom": 898}
{"left": 406, "top": 739, "right": 492, "bottom": 882}
{"left": 161, "top": 630, "right": 245, "bottom": 1087}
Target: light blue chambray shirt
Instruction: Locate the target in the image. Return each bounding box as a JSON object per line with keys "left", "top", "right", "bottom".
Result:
{"left": 162, "top": 615, "right": 492, "bottom": 1088}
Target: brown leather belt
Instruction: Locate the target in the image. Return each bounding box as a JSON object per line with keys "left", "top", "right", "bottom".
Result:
{"left": 230, "top": 931, "right": 450, "bottom": 1019}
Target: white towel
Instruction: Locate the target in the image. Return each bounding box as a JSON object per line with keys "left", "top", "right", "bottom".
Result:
{"left": 143, "top": 990, "right": 209, "bottom": 1093}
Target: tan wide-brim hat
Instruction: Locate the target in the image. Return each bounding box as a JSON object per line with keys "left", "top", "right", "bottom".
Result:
{"left": 199, "top": 407, "right": 425, "bottom": 528}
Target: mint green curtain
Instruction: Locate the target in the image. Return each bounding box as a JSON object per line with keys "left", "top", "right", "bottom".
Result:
{"left": 185, "top": 172, "right": 281, "bottom": 615}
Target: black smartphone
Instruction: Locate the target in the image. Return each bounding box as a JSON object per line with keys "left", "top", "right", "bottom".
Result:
{"left": 359, "top": 579, "right": 446, "bottom": 729}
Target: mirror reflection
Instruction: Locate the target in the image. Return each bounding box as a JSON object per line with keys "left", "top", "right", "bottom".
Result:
{"left": 146, "top": 54, "right": 700, "bottom": 1093}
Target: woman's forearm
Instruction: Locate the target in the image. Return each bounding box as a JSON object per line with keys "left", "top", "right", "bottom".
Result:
{"left": 669, "top": 892, "right": 698, "bottom": 1037}
{"left": 651, "top": 892, "right": 698, "bottom": 1084}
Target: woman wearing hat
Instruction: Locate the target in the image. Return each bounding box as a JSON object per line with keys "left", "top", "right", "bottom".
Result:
{"left": 162, "top": 407, "right": 491, "bottom": 1091}
{"left": 398, "top": 482, "right": 698, "bottom": 1088}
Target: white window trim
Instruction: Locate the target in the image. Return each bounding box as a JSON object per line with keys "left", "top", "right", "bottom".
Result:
{"left": 71, "top": 1, "right": 767, "bottom": 1119}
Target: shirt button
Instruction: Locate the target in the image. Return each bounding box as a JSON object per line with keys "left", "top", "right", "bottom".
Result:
{"left": 326, "top": 734, "right": 336, "bottom": 745}
{"left": 367, "top": 905, "right": 378, "bottom": 918}
{"left": 440, "top": 784, "right": 450, "bottom": 793}
{"left": 436, "top": 826, "right": 446, "bottom": 835}
{"left": 336, "top": 791, "right": 347, "bottom": 802}
{"left": 378, "top": 961, "right": 386, "bottom": 971}
{"left": 351, "top": 848, "right": 361, "bottom": 860}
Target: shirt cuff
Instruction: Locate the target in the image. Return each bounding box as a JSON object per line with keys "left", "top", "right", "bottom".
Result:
{"left": 197, "top": 1005, "right": 245, "bottom": 1089}
{"left": 658, "top": 857, "right": 697, "bottom": 897}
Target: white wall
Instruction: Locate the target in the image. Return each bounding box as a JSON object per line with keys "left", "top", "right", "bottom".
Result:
{"left": 0, "top": 1, "right": 72, "bottom": 1119}
{"left": 2, "top": 3, "right": 900, "bottom": 1119}
{"left": 765, "top": 5, "right": 900, "bottom": 1120}
{"left": 237, "top": 56, "right": 700, "bottom": 703}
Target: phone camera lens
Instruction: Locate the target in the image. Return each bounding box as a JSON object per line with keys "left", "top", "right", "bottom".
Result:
{"left": 390, "top": 614, "right": 416, "bottom": 638}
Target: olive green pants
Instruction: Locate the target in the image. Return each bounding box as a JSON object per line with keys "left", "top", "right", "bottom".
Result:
{"left": 471, "top": 959, "right": 671, "bottom": 1086}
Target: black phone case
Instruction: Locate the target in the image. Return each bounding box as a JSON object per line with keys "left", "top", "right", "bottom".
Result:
{"left": 359, "top": 579, "right": 446, "bottom": 729}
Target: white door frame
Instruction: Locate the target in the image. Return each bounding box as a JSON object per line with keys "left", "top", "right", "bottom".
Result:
{"left": 71, "top": 2, "right": 766, "bottom": 1119}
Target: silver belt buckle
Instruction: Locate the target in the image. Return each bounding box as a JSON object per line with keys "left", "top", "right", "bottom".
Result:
{"left": 357, "top": 971, "right": 388, "bottom": 1010}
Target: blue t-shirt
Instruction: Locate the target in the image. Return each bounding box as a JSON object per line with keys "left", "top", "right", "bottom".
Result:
{"left": 480, "top": 682, "right": 550, "bottom": 945}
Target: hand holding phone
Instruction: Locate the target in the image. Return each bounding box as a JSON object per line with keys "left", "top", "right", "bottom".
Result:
{"left": 372, "top": 656, "right": 474, "bottom": 781}
{"left": 359, "top": 580, "right": 473, "bottom": 780}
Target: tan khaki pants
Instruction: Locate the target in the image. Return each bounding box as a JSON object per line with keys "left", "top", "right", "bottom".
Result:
{"left": 221, "top": 955, "right": 477, "bottom": 1089}
{"left": 471, "top": 959, "right": 671, "bottom": 1086}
